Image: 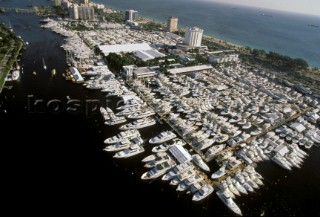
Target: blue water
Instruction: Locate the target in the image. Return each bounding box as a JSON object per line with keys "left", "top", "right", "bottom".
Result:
{"left": 95, "top": 0, "right": 320, "bottom": 68}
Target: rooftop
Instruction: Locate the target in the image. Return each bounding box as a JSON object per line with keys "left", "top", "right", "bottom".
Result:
{"left": 98, "top": 43, "right": 152, "bottom": 55}
{"left": 168, "top": 64, "right": 213, "bottom": 75}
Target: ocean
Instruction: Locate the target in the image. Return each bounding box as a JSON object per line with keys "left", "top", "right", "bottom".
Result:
{"left": 95, "top": 0, "right": 320, "bottom": 68}
{"left": 0, "top": 0, "right": 320, "bottom": 216}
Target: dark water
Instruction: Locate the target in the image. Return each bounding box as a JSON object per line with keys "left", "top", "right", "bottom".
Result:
{"left": 1, "top": 1, "right": 320, "bottom": 216}
{"left": 95, "top": 0, "right": 320, "bottom": 68}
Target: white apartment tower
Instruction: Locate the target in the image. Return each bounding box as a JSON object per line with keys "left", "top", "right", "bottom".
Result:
{"left": 69, "top": 4, "right": 79, "bottom": 20}
{"left": 184, "top": 27, "right": 204, "bottom": 47}
{"left": 125, "top": 10, "right": 138, "bottom": 22}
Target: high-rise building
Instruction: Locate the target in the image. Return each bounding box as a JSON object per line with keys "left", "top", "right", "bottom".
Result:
{"left": 78, "top": 5, "right": 95, "bottom": 20}
{"left": 82, "top": 0, "right": 89, "bottom": 5}
{"left": 125, "top": 10, "right": 138, "bottom": 22}
{"left": 184, "top": 27, "right": 204, "bottom": 47}
{"left": 167, "top": 16, "right": 178, "bottom": 32}
{"left": 69, "top": 4, "right": 79, "bottom": 20}
{"left": 62, "top": 0, "right": 72, "bottom": 9}
{"left": 69, "top": 4, "right": 94, "bottom": 20}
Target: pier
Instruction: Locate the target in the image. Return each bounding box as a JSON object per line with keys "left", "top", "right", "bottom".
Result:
{"left": 206, "top": 106, "right": 313, "bottom": 162}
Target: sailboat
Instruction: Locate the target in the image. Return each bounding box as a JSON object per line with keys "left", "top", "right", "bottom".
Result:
{"left": 42, "top": 58, "right": 47, "bottom": 70}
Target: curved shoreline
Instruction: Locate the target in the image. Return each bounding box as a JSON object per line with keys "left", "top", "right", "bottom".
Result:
{"left": 95, "top": 1, "right": 319, "bottom": 68}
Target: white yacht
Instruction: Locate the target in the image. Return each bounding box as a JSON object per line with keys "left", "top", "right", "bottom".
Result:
{"left": 127, "top": 109, "right": 155, "bottom": 119}
{"left": 204, "top": 144, "right": 226, "bottom": 158}
{"left": 232, "top": 179, "right": 248, "bottom": 195}
{"left": 211, "top": 165, "right": 226, "bottom": 179}
{"left": 105, "top": 116, "right": 127, "bottom": 126}
{"left": 11, "top": 70, "right": 20, "bottom": 80}
{"left": 141, "top": 161, "right": 176, "bottom": 180}
{"left": 142, "top": 152, "right": 167, "bottom": 163}
{"left": 215, "top": 134, "right": 229, "bottom": 143}
{"left": 116, "top": 100, "right": 144, "bottom": 110}
{"left": 192, "top": 154, "right": 210, "bottom": 172}
{"left": 170, "top": 168, "right": 196, "bottom": 185}
{"left": 149, "top": 131, "right": 177, "bottom": 144}
{"left": 119, "top": 118, "right": 156, "bottom": 130}
{"left": 104, "top": 107, "right": 127, "bottom": 125}
{"left": 144, "top": 155, "right": 172, "bottom": 168}
{"left": 194, "top": 138, "right": 215, "bottom": 151}
{"left": 162, "top": 162, "right": 193, "bottom": 181}
{"left": 113, "top": 144, "right": 144, "bottom": 159}
{"left": 100, "top": 107, "right": 110, "bottom": 121}
{"left": 177, "top": 174, "right": 204, "bottom": 191}
{"left": 104, "top": 130, "right": 140, "bottom": 144}
{"left": 192, "top": 184, "right": 214, "bottom": 201}
{"left": 271, "top": 153, "right": 292, "bottom": 170}
{"left": 216, "top": 190, "right": 242, "bottom": 216}
{"left": 104, "top": 136, "right": 143, "bottom": 152}
{"left": 115, "top": 106, "right": 142, "bottom": 116}
{"left": 151, "top": 138, "right": 186, "bottom": 153}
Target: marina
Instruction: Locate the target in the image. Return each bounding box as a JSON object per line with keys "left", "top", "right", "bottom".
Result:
{"left": 0, "top": 1, "right": 319, "bottom": 216}
{"left": 37, "top": 13, "right": 320, "bottom": 217}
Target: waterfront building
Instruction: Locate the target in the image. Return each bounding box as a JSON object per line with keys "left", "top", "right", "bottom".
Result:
{"left": 69, "top": 4, "right": 79, "bottom": 20}
{"left": 125, "top": 10, "right": 138, "bottom": 22}
{"left": 82, "top": 0, "right": 89, "bottom": 5}
{"left": 184, "top": 27, "right": 203, "bottom": 47}
{"left": 168, "top": 64, "right": 213, "bottom": 75}
{"left": 123, "top": 65, "right": 136, "bottom": 78}
{"left": 133, "top": 67, "right": 157, "bottom": 79}
{"left": 208, "top": 54, "right": 239, "bottom": 63}
{"left": 78, "top": 5, "right": 95, "bottom": 20}
{"left": 167, "top": 16, "right": 178, "bottom": 32}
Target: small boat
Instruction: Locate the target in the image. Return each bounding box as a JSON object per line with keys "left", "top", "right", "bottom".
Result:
{"left": 192, "top": 154, "right": 210, "bottom": 172}
{"left": 42, "top": 58, "right": 47, "bottom": 70}
{"left": 33, "top": 71, "right": 37, "bottom": 76}
{"left": 192, "top": 184, "right": 214, "bottom": 201}
{"left": 211, "top": 165, "right": 226, "bottom": 179}
{"left": 11, "top": 70, "right": 20, "bottom": 81}
{"left": 216, "top": 190, "right": 242, "bottom": 216}
{"left": 51, "top": 68, "right": 56, "bottom": 76}
{"left": 113, "top": 144, "right": 144, "bottom": 159}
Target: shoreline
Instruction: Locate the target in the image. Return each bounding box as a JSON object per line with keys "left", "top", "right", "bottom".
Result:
{"left": 98, "top": 1, "right": 319, "bottom": 68}
{"left": 122, "top": 11, "right": 245, "bottom": 50}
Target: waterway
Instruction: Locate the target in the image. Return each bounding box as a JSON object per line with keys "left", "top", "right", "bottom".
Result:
{"left": 0, "top": 1, "right": 320, "bottom": 216}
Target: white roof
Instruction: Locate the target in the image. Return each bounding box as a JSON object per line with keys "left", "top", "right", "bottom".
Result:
{"left": 169, "top": 145, "right": 191, "bottom": 164}
{"left": 274, "top": 144, "right": 289, "bottom": 156}
{"left": 98, "top": 43, "right": 152, "bottom": 55}
{"left": 134, "top": 50, "right": 165, "bottom": 61}
{"left": 290, "top": 123, "right": 306, "bottom": 133}
{"left": 168, "top": 65, "right": 213, "bottom": 75}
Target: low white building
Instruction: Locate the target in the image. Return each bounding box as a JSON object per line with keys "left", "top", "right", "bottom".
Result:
{"left": 209, "top": 54, "right": 239, "bottom": 63}
{"left": 98, "top": 43, "right": 165, "bottom": 61}
{"left": 290, "top": 123, "right": 306, "bottom": 133}
{"left": 168, "top": 64, "right": 213, "bottom": 75}
{"left": 133, "top": 67, "right": 157, "bottom": 79}
{"left": 135, "top": 49, "right": 165, "bottom": 61}
{"left": 123, "top": 65, "right": 157, "bottom": 79}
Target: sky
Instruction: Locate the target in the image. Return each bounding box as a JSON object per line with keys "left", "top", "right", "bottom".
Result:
{"left": 207, "top": 0, "right": 320, "bottom": 16}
